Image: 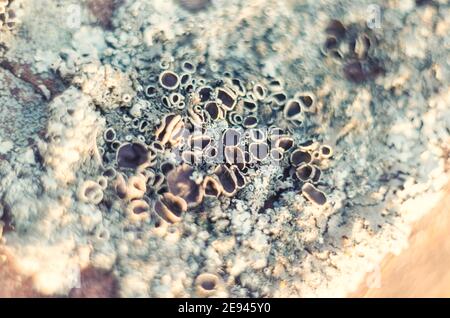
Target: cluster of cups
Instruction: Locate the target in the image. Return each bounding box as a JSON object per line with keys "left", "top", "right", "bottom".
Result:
{"left": 98, "top": 58, "right": 335, "bottom": 237}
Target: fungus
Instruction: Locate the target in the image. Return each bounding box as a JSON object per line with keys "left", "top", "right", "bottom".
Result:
{"left": 154, "top": 192, "right": 188, "bottom": 224}
{"left": 253, "top": 84, "right": 267, "bottom": 100}
{"left": 295, "top": 164, "right": 315, "bottom": 182}
{"left": 214, "top": 165, "right": 238, "bottom": 197}
{"left": 283, "top": 99, "right": 302, "bottom": 120}
{"left": 103, "top": 127, "right": 116, "bottom": 142}
{"left": 231, "top": 165, "right": 246, "bottom": 189}
{"left": 242, "top": 115, "right": 258, "bottom": 128}
{"left": 296, "top": 92, "right": 316, "bottom": 113}
{"left": 320, "top": 145, "right": 333, "bottom": 159}
{"left": 145, "top": 85, "right": 157, "bottom": 97}
{"left": 216, "top": 87, "right": 237, "bottom": 110}
{"left": 203, "top": 176, "right": 222, "bottom": 197}
{"left": 325, "top": 19, "right": 346, "bottom": 39}
{"left": 78, "top": 180, "right": 104, "bottom": 205}
{"left": 182, "top": 61, "right": 196, "bottom": 73}
{"left": 127, "top": 199, "right": 151, "bottom": 223}
{"left": 116, "top": 143, "right": 149, "bottom": 170}
{"left": 270, "top": 148, "right": 284, "bottom": 161}
{"left": 197, "top": 86, "right": 213, "bottom": 103}
{"left": 290, "top": 149, "right": 312, "bottom": 166}
{"left": 155, "top": 114, "right": 184, "bottom": 146}
{"left": 302, "top": 183, "right": 327, "bottom": 206}
{"left": 195, "top": 273, "right": 220, "bottom": 297}
{"left": 159, "top": 71, "right": 180, "bottom": 90}
{"left": 126, "top": 175, "right": 147, "bottom": 200}
{"left": 275, "top": 136, "right": 294, "bottom": 152}
{"left": 167, "top": 164, "right": 204, "bottom": 208}
{"left": 204, "top": 101, "right": 223, "bottom": 121}
{"left": 243, "top": 99, "right": 258, "bottom": 112}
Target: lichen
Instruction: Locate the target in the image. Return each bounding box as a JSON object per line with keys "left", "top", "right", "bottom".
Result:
{"left": 0, "top": 0, "right": 449, "bottom": 298}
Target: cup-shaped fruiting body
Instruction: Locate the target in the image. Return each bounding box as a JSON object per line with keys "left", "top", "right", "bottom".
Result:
{"left": 283, "top": 99, "right": 302, "bottom": 121}
{"left": 270, "top": 148, "right": 284, "bottom": 162}
{"left": 268, "top": 78, "right": 284, "bottom": 92}
{"left": 126, "top": 175, "right": 147, "bottom": 200}
{"left": 97, "top": 176, "right": 108, "bottom": 190}
{"left": 204, "top": 146, "right": 218, "bottom": 162}
{"left": 227, "top": 111, "right": 243, "bottom": 126}
{"left": 302, "top": 183, "right": 327, "bottom": 206}
{"left": 204, "top": 101, "right": 223, "bottom": 121}
{"left": 290, "top": 149, "right": 312, "bottom": 166}
{"left": 298, "top": 140, "right": 319, "bottom": 152}
{"left": 78, "top": 180, "right": 104, "bottom": 205}
{"left": 114, "top": 173, "right": 128, "bottom": 199}
{"left": 145, "top": 85, "right": 157, "bottom": 97}
{"left": 197, "top": 86, "right": 213, "bottom": 103}
{"left": 103, "top": 127, "right": 116, "bottom": 143}
{"left": 180, "top": 73, "right": 191, "bottom": 86}
{"left": 319, "top": 145, "right": 333, "bottom": 159}
{"left": 148, "top": 172, "right": 165, "bottom": 192}
{"left": 275, "top": 136, "right": 294, "bottom": 152}
{"left": 326, "top": 19, "right": 346, "bottom": 40}
{"left": 127, "top": 199, "right": 151, "bottom": 223}
{"left": 154, "top": 193, "right": 188, "bottom": 224}
{"left": 311, "top": 166, "right": 322, "bottom": 183}
{"left": 295, "top": 92, "right": 316, "bottom": 113}
{"left": 242, "top": 115, "right": 258, "bottom": 128}
{"left": 159, "top": 70, "right": 180, "bottom": 90}
{"left": 229, "top": 78, "right": 246, "bottom": 96}
{"left": 167, "top": 164, "right": 204, "bottom": 208}
{"left": 253, "top": 83, "right": 267, "bottom": 101}
{"left": 111, "top": 140, "right": 121, "bottom": 151}
{"left": 116, "top": 142, "right": 150, "bottom": 170}
{"left": 295, "top": 164, "right": 316, "bottom": 182}
{"left": 311, "top": 150, "right": 321, "bottom": 163}
{"left": 271, "top": 91, "right": 288, "bottom": 107}
{"left": 160, "top": 161, "right": 175, "bottom": 175}
{"left": 224, "top": 146, "right": 246, "bottom": 170}
{"left": 214, "top": 165, "right": 237, "bottom": 197}
{"left": 155, "top": 113, "right": 184, "bottom": 146}
{"left": 230, "top": 165, "right": 246, "bottom": 189}
{"left": 242, "top": 99, "right": 258, "bottom": 112}
{"left": 216, "top": 87, "right": 237, "bottom": 111}
{"left": 249, "top": 142, "right": 269, "bottom": 161}
{"left": 182, "top": 61, "right": 196, "bottom": 73}
{"left": 150, "top": 141, "right": 164, "bottom": 153}
{"left": 103, "top": 166, "right": 117, "bottom": 180}
{"left": 169, "top": 92, "right": 184, "bottom": 106}
{"left": 195, "top": 273, "right": 221, "bottom": 297}
{"left": 150, "top": 212, "right": 169, "bottom": 237}
{"left": 322, "top": 35, "right": 339, "bottom": 56}
{"left": 203, "top": 176, "right": 222, "bottom": 197}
